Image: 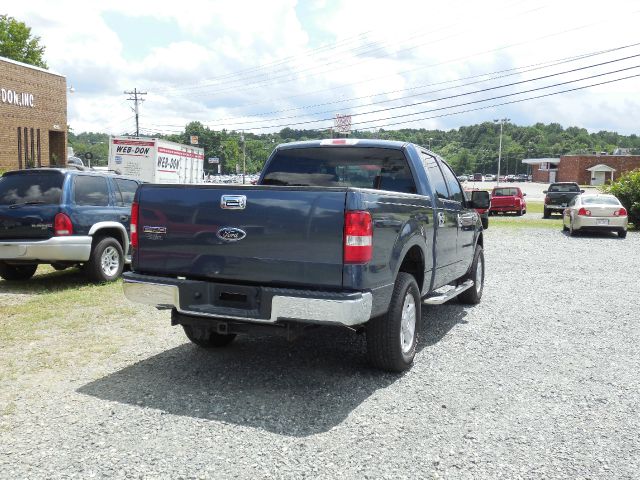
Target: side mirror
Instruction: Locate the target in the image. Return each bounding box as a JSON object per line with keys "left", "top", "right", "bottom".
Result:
{"left": 542, "top": 190, "right": 548, "bottom": 194}
{"left": 580, "top": 189, "right": 585, "bottom": 193}
{"left": 470, "top": 190, "right": 490, "bottom": 209}
{"left": 523, "top": 193, "right": 527, "bottom": 196}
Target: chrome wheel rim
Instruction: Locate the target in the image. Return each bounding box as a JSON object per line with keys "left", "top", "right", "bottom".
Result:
{"left": 100, "top": 246, "right": 120, "bottom": 277}
{"left": 400, "top": 292, "right": 416, "bottom": 355}
{"left": 475, "top": 255, "right": 484, "bottom": 294}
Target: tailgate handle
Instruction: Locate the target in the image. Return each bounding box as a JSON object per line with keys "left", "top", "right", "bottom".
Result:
{"left": 221, "top": 195, "right": 247, "bottom": 210}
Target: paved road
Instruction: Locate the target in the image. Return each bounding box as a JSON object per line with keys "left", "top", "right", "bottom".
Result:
{"left": 1, "top": 228, "right": 638, "bottom": 479}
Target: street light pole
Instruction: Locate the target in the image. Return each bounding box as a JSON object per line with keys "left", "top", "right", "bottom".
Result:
{"left": 494, "top": 118, "right": 509, "bottom": 185}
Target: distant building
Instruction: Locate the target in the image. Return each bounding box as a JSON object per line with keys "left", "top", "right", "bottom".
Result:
{"left": 523, "top": 154, "right": 640, "bottom": 185}
{"left": 0, "top": 56, "right": 68, "bottom": 171}
{"left": 612, "top": 147, "right": 631, "bottom": 155}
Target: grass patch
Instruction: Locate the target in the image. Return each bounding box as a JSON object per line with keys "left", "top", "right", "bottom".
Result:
{"left": 525, "top": 201, "right": 544, "bottom": 214}
{"left": 489, "top": 215, "right": 564, "bottom": 230}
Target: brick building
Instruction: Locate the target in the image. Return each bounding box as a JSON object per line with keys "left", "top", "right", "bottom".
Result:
{"left": 524, "top": 154, "right": 640, "bottom": 185}
{"left": 0, "top": 56, "right": 67, "bottom": 172}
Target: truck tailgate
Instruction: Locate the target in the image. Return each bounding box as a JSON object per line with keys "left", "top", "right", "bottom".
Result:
{"left": 135, "top": 185, "right": 348, "bottom": 288}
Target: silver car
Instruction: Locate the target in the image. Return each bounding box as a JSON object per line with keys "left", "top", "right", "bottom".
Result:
{"left": 562, "top": 194, "right": 628, "bottom": 238}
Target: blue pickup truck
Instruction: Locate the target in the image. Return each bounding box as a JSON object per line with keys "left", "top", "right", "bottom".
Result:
{"left": 123, "top": 139, "right": 490, "bottom": 371}
{"left": 0, "top": 168, "right": 140, "bottom": 282}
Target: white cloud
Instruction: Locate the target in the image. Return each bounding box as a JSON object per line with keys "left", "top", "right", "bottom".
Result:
{"left": 4, "top": 0, "right": 640, "bottom": 135}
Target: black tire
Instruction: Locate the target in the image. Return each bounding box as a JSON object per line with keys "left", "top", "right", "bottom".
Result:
{"left": 618, "top": 230, "right": 627, "bottom": 239}
{"left": 543, "top": 207, "right": 550, "bottom": 219}
{"left": 84, "top": 237, "right": 124, "bottom": 282}
{"left": 182, "top": 324, "right": 236, "bottom": 348}
{"left": 481, "top": 216, "right": 489, "bottom": 229}
{"left": 0, "top": 262, "right": 37, "bottom": 281}
{"left": 457, "top": 245, "right": 485, "bottom": 305}
{"left": 517, "top": 209, "right": 523, "bottom": 216}
{"left": 366, "top": 272, "right": 420, "bottom": 373}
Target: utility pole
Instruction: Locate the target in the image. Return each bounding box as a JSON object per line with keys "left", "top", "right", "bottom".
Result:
{"left": 240, "top": 132, "right": 246, "bottom": 184}
{"left": 124, "top": 88, "right": 147, "bottom": 137}
{"left": 494, "top": 118, "right": 509, "bottom": 185}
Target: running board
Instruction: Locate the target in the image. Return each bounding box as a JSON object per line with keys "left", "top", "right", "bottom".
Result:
{"left": 422, "top": 280, "right": 474, "bottom": 305}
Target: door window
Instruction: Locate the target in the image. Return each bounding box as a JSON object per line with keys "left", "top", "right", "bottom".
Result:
{"left": 114, "top": 179, "right": 138, "bottom": 206}
{"left": 74, "top": 176, "right": 109, "bottom": 206}
{"left": 439, "top": 162, "right": 464, "bottom": 202}
{"left": 421, "top": 153, "right": 449, "bottom": 204}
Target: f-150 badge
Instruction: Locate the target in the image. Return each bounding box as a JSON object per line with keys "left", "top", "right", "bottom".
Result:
{"left": 217, "top": 227, "right": 246, "bottom": 242}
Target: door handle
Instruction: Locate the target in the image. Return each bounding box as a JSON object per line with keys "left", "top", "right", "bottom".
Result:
{"left": 120, "top": 215, "right": 130, "bottom": 221}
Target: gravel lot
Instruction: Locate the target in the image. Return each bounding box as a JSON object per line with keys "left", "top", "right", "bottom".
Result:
{"left": 1, "top": 227, "right": 639, "bottom": 479}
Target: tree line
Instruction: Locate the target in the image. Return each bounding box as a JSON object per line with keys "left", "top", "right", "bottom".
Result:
{"left": 69, "top": 121, "right": 640, "bottom": 175}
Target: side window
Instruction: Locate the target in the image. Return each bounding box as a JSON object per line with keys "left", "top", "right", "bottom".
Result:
{"left": 439, "top": 162, "right": 464, "bottom": 202}
{"left": 421, "top": 153, "right": 449, "bottom": 203}
{"left": 114, "top": 179, "right": 138, "bottom": 207}
{"left": 73, "top": 176, "right": 109, "bottom": 206}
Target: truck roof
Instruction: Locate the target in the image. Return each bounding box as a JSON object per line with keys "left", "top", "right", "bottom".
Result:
{"left": 276, "top": 138, "right": 410, "bottom": 150}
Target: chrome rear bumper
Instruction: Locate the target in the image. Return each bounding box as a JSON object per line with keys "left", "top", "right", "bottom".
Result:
{"left": 122, "top": 274, "right": 373, "bottom": 327}
{"left": 0, "top": 236, "right": 92, "bottom": 262}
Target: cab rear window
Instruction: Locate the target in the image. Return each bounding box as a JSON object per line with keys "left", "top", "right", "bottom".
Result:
{"left": 262, "top": 147, "right": 416, "bottom": 194}
{"left": 0, "top": 172, "right": 63, "bottom": 206}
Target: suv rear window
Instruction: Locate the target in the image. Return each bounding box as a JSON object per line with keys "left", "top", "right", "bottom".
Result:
{"left": 262, "top": 147, "right": 416, "bottom": 194}
{"left": 0, "top": 172, "right": 64, "bottom": 206}
{"left": 493, "top": 188, "right": 519, "bottom": 196}
{"left": 549, "top": 184, "right": 580, "bottom": 192}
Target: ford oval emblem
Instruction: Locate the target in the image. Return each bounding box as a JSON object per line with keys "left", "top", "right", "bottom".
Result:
{"left": 217, "top": 227, "right": 247, "bottom": 242}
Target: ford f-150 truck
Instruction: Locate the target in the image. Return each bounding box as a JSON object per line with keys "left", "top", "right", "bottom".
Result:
{"left": 543, "top": 182, "right": 584, "bottom": 218}
{"left": 123, "top": 139, "right": 490, "bottom": 372}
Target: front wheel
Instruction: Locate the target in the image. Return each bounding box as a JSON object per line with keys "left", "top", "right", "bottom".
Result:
{"left": 366, "top": 272, "right": 420, "bottom": 373}
{"left": 182, "top": 324, "right": 236, "bottom": 348}
{"left": 0, "top": 262, "right": 37, "bottom": 281}
{"left": 481, "top": 216, "right": 489, "bottom": 229}
{"left": 457, "top": 245, "right": 485, "bottom": 305}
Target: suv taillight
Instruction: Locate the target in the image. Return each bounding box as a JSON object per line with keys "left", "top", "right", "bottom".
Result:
{"left": 131, "top": 201, "right": 139, "bottom": 248}
{"left": 54, "top": 213, "right": 73, "bottom": 236}
{"left": 578, "top": 207, "right": 591, "bottom": 216}
{"left": 344, "top": 211, "right": 373, "bottom": 264}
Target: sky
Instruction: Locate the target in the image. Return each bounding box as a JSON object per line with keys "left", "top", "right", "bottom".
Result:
{"left": 4, "top": 0, "right": 640, "bottom": 137}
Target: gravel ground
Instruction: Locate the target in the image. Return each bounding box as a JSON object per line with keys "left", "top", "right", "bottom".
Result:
{"left": 1, "top": 228, "right": 639, "bottom": 479}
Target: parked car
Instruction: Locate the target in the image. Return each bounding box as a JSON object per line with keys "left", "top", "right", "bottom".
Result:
{"left": 490, "top": 186, "right": 527, "bottom": 216}
{"left": 562, "top": 194, "right": 628, "bottom": 238}
{"left": 123, "top": 139, "right": 490, "bottom": 372}
{"left": 457, "top": 175, "right": 468, "bottom": 182}
{"left": 484, "top": 174, "right": 495, "bottom": 181}
{"left": 505, "top": 174, "right": 516, "bottom": 182}
{"left": 0, "top": 168, "right": 141, "bottom": 282}
{"left": 516, "top": 173, "right": 529, "bottom": 182}
{"left": 465, "top": 189, "right": 490, "bottom": 229}
{"left": 543, "top": 182, "right": 584, "bottom": 218}
{"left": 472, "top": 173, "right": 483, "bottom": 182}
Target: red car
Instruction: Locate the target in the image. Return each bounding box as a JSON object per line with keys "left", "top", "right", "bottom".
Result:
{"left": 490, "top": 186, "right": 527, "bottom": 216}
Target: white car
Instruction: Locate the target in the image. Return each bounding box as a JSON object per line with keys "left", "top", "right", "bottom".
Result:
{"left": 562, "top": 194, "right": 628, "bottom": 238}
{"left": 484, "top": 174, "right": 495, "bottom": 181}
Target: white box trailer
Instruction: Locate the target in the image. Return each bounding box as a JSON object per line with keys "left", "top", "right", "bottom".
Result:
{"left": 108, "top": 136, "right": 204, "bottom": 184}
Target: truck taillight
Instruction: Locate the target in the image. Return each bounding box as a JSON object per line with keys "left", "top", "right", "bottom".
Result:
{"left": 54, "top": 213, "right": 73, "bottom": 236}
{"left": 578, "top": 207, "right": 591, "bottom": 216}
{"left": 131, "top": 201, "right": 139, "bottom": 248}
{"left": 344, "top": 211, "right": 373, "bottom": 264}
{"left": 614, "top": 207, "right": 627, "bottom": 216}
{"left": 544, "top": 197, "right": 550, "bottom": 204}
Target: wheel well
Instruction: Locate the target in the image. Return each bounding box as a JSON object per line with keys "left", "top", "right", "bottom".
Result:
{"left": 398, "top": 246, "right": 424, "bottom": 292}
{"left": 91, "top": 228, "right": 125, "bottom": 250}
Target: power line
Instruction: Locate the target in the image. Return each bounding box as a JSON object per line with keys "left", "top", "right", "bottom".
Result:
{"left": 124, "top": 88, "right": 147, "bottom": 137}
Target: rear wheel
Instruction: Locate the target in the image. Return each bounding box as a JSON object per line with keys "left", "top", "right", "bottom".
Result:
{"left": 0, "top": 262, "right": 37, "bottom": 281}
{"left": 182, "top": 324, "right": 236, "bottom": 348}
{"left": 517, "top": 208, "right": 523, "bottom": 216}
{"left": 618, "top": 230, "right": 627, "bottom": 239}
{"left": 84, "top": 237, "right": 124, "bottom": 282}
{"left": 543, "top": 207, "right": 550, "bottom": 219}
{"left": 366, "top": 272, "right": 420, "bottom": 373}
{"left": 458, "top": 245, "right": 484, "bottom": 305}
{"left": 569, "top": 220, "right": 578, "bottom": 237}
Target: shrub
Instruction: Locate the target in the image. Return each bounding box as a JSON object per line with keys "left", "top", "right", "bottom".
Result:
{"left": 603, "top": 168, "right": 640, "bottom": 226}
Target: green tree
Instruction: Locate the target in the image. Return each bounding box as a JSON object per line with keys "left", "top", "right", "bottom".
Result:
{"left": 0, "top": 15, "right": 47, "bottom": 68}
